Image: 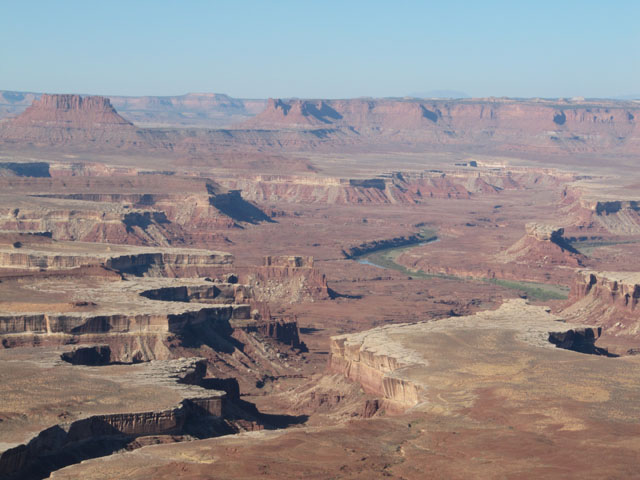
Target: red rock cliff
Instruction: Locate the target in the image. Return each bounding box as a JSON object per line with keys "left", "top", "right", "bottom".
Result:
{"left": 12, "top": 94, "right": 133, "bottom": 127}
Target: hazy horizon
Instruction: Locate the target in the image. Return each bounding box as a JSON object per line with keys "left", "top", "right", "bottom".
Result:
{"left": 2, "top": 89, "right": 639, "bottom": 102}
{"left": 2, "top": 0, "right": 639, "bottom": 99}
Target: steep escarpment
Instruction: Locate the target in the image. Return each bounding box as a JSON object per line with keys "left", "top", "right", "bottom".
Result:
{"left": 329, "top": 299, "right": 604, "bottom": 412}
{"left": 3, "top": 94, "right": 639, "bottom": 156}
{"left": 0, "top": 94, "right": 345, "bottom": 155}
{"left": 0, "top": 304, "right": 250, "bottom": 335}
{"left": 10, "top": 94, "right": 133, "bottom": 127}
{"left": 219, "top": 168, "right": 577, "bottom": 206}
{"left": 238, "top": 313, "right": 306, "bottom": 351}
{"left": 0, "top": 356, "right": 251, "bottom": 480}
{"left": 139, "top": 283, "right": 249, "bottom": 304}
{"left": 240, "top": 256, "right": 329, "bottom": 303}
{"left": 329, "top": 332, "right": 421, "bottom": 411}
{"left": 0, "top": 242, "right": 232, "bottom": 275}
{"left": 562, "top": 270, "right": 640, "bottom": 337}
{"left": 0, "top": 94, "right": 146, "bottom": 149}
{"left": 241, "top": 97, "right": 640, "bottom": 155}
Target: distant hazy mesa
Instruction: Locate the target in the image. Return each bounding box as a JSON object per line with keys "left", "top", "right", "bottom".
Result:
{"left": 0, "top": 91, "right": 638, "bottom": 156}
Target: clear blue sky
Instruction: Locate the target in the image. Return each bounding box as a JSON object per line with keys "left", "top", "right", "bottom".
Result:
{"left": 1, "top": 0, "right": 638, "bottom": 99}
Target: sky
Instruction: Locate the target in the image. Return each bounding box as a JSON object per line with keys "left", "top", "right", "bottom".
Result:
{"left": 1, "top": 0, "right": 639, "bottom": 99}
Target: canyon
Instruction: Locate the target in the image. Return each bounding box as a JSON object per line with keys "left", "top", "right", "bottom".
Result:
{"left": 1, "top": 92, "right": 640, "bottom": 479}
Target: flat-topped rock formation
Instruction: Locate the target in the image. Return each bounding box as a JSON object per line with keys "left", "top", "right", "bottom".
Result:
{"left": 329, "top": 299, "right": 597, "bottom": 410}
{"left": 10, "top": 94, "right": 133, "bottom": 127}
{"left": 0, "top": 351, "right": 247, "bottom": 479}
{"left": 0, "top": 94, "right": 147, "bottom": 150}
{"left": 0, "top": 352, "right": 222, "bottom": 447}
{"left": 218, "top": 168, "right": 576, "bottom": 205}
{"left": 0, "top": 94, "right": 331, "bottom": 156}
{"left": 0, "top": 239, "right": 232, "bottom": 274}
{"left": 239, "top": 97, "right": 640, "bottom": 156}
{"left": 2, "top": 94, "right": 640, "bottom": 158}
{"left": 0, "top": 275, "right": 252, "bottom": 362}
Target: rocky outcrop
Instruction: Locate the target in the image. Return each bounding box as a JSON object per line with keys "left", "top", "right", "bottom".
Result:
{"left": 218, "top": 169, "right": 572, "bottom": 206}
{"left": 0, "top": 205, "right": 186, "bottom": 247}
{"left": 498, "top": 223, "right": 584, "bottom": 268}
{"left": 240, "top": 315, "right": 307, "bottom": 351}
{"left": 570, "top": 271, "right": 640, "bottom": 313}
{"left": 0, "top": 172, "right": 272, "bottom": 246}
{"left": 263, "top": 255, "right": 314, "bottom": 267}
{"left": 0, "top": 357, "right": 227, "bottom": 480}
{"left": 244, "top": 256, "right": 329, "bottom": 303}
{"left": 0, "top": 305, "right": 249, "bottom": 336}
{"left": 562, "top": 271, "right": 640, "bottom": 337}
{"left": 107, "top": 251, "right": 233, "bottom": 275}
{"left": 0, "top": 244, "right": 232, "bottom": 275}
{"left": 0, "top": 94, "right": 145, "bottom": 150}
{"left": 329, "top": 334, "right": 421, "bottom": 410}
{"left": 9, "top": 94, "right": 133, "bottom": 127}
{"left": 525, "top": 223, "right": 563, "bottom": 242}
{"left": 591, "top": 201, "right": 640, "bottom": 235}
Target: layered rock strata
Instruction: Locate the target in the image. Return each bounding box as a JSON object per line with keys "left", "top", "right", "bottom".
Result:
{"left": 243, "top": 256, "right": 329, "bottom": 303}
{"left": 3, "top": 94, "right": 640, "bottom": 156}
{"left": 218, "top": 168, "right": 575, "bottom": 206}
{"left": 563, "top": 270, "right": 640, "bottom": 336}
{"left": 0, "top": 241, "right": 232, "bottom": 275}
{"left": 0, "top": 356, "right": 228, "bottom": 480}
{"left": 330, "top": 299, "right": 598, "bottom": 411}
